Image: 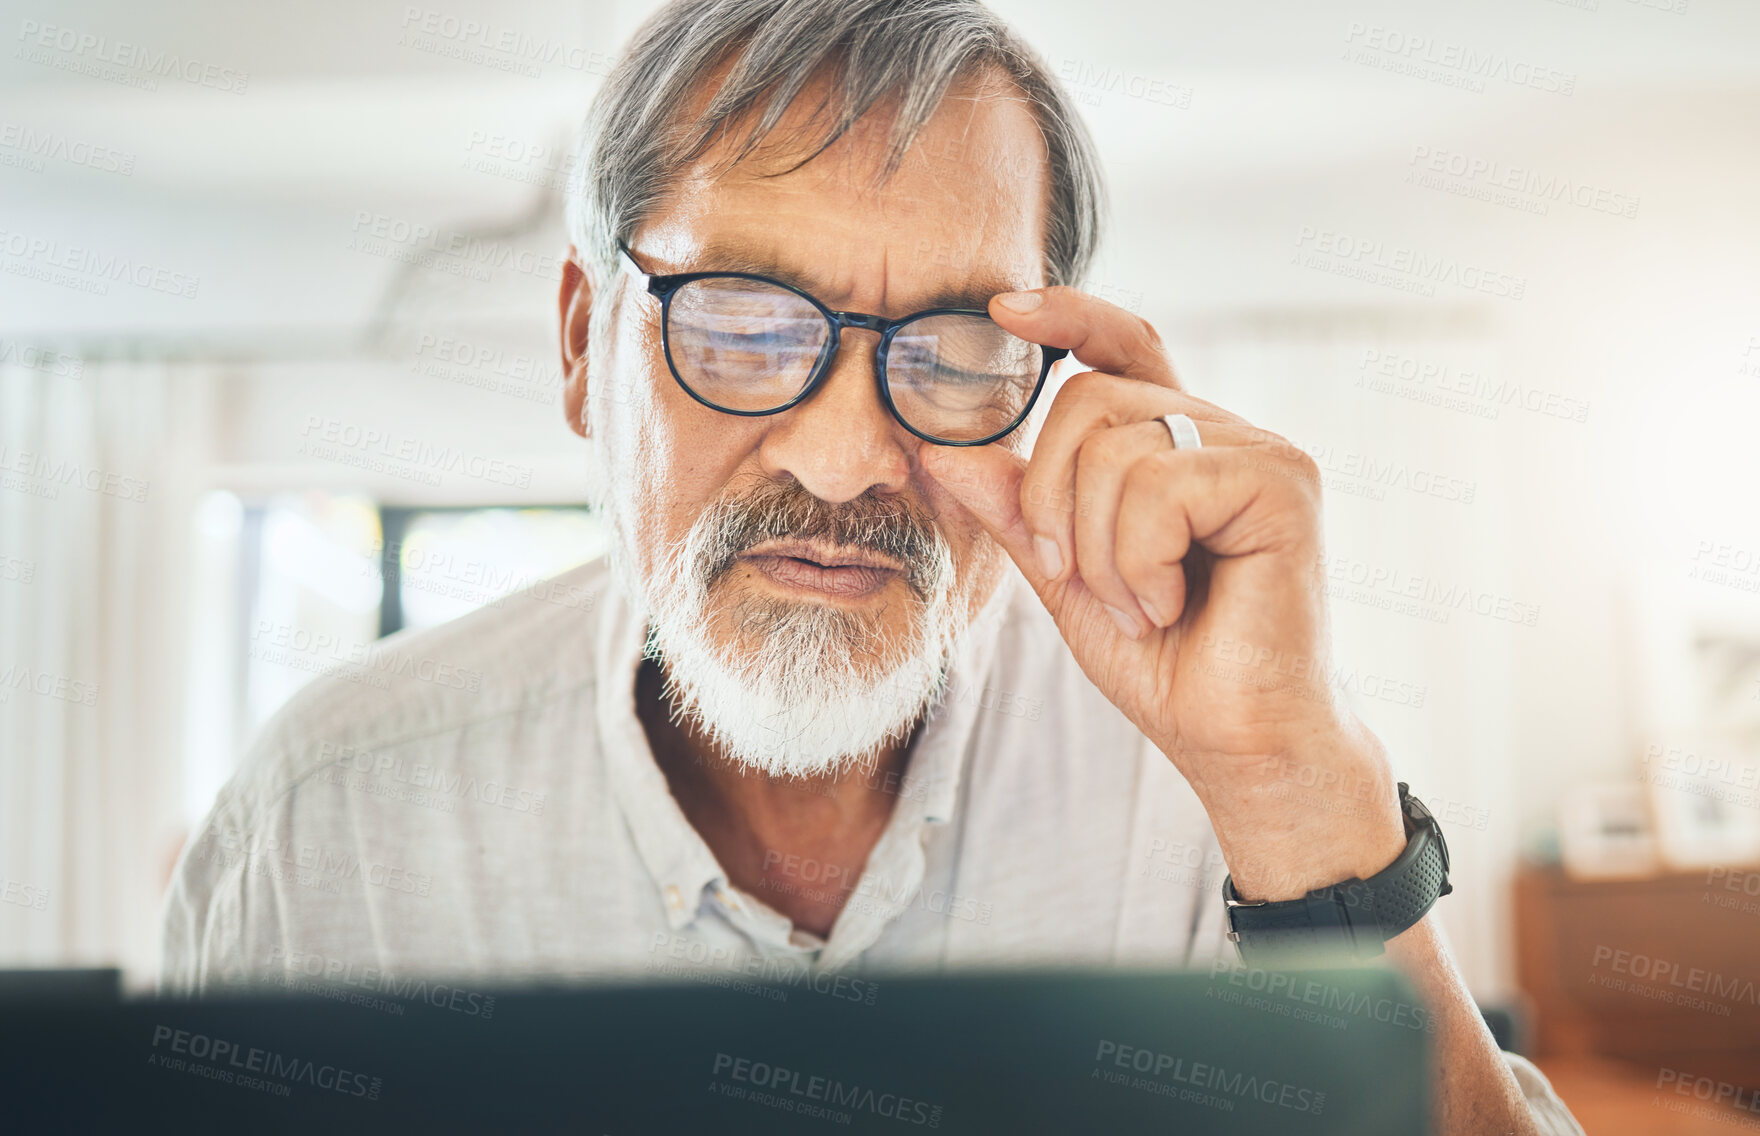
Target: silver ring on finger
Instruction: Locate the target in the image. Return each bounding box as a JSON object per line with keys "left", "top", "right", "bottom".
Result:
{"left": 1161, "top": 412, "right": 1202, "bottom": 451}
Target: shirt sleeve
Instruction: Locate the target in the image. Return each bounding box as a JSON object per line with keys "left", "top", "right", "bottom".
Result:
{"left": 1503, "top": 1051, "right": 1586, "bottom": 1135}
{"left": 158, "top": 788, "right": 274, "bottom": 996}
{"left": 158, "top": 830, "right": 244, "bottom": 995}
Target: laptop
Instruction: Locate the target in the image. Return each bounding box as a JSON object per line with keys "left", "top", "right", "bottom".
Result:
{"left": 0, "top": 964, "right": 1429, "bottom": 1133}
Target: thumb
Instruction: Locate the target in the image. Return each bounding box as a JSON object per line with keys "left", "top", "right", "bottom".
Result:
{"left": 919, "top": 444, "right": 1050, "bottom": 593}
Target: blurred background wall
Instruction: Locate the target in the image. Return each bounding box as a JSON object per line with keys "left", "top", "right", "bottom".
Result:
{"left": 3, "top": 0, "right": 1759, "bottom": 1121}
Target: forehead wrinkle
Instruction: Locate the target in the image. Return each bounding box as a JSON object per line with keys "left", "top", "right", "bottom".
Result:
{"left": 877, "top": 240, "right": 892, "bottom": 313}
{"left": 670, "top": 233, "right": 1021, "bottom": 316}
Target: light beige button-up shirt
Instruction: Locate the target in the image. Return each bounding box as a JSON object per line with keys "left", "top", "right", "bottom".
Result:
{"left": 160, "top": 556, "right": 1581, "bottom": 1133}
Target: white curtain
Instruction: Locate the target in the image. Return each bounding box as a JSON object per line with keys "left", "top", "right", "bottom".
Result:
{"left": 0, "top": 356, "right": 211, "bottom": 986}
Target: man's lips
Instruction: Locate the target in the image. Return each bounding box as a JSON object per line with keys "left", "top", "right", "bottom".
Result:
{"left": 738, "top": 539, "right": 902, "bottom": 600}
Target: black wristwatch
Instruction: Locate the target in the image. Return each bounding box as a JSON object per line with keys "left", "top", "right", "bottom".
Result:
{"left": 1222, "top": 782, "right": 1452, "bottom": 966}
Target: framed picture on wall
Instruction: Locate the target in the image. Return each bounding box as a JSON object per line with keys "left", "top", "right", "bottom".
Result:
{"left": 1558, "top": 783, "right": 1659, "bottom": 881}
{"left": 1641, "top": 733, "right": 1760, "bottom": 870}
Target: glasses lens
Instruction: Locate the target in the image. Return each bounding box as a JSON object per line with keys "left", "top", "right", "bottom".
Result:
{"left": 885, "top": 314, "right": 1044, "bottom": 443}
{"left": 665, "top": 277, "right": 830, "bottom": 412}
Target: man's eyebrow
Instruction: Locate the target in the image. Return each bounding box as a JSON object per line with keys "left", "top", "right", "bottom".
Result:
{"left": 683, "top": 240, "right": 797, "bottom": 280}
{"left": 682, "top": 239, "right": 1023, "bottom": 314}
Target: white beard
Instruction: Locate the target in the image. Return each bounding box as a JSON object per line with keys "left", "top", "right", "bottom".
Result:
{"left": 605, "top": 482, "right": 970, "bottom": 780}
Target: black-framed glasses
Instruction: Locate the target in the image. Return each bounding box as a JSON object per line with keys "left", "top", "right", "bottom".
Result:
{"left": 618, "top": 243, "right": 1068, "bottom": 446}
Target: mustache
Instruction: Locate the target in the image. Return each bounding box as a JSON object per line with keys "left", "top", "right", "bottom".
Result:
{"left": 697, "top": 479, "right": 947, "bottom": 602}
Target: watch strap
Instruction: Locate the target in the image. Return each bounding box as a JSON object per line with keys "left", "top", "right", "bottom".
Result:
{"left": 1223, "top": 782, "right": 1452, "bottom": 966}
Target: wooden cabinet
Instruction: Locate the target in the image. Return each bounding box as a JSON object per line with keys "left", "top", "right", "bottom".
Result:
{"left": 1514, "top": 863, "right": 1760, "bottom": 1089}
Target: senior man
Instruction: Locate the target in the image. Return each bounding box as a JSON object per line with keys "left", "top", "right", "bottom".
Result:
{"left": 164, "top": 1, "right": 1582, "bottom": 1132}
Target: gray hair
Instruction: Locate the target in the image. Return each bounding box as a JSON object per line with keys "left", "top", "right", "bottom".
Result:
{"left": 565, "top": 0, "right": 1105, "bottom": 292}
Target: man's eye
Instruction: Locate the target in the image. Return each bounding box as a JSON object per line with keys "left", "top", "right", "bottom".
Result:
{"left": 931, "top": 363, "right": 1004, "bottom": 386}
{"left": 697, "top": 317, "right": 822, "bottom": 348}
{"left": 703, "top": 331, "right": 821, "bottom": 364}
{"left": 891, "top": 343, "right": 1009, "bottom": 387}
{"left": 709, "top": 329, "right": 781, "bottom": 347}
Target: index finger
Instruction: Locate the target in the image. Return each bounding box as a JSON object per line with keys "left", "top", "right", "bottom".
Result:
{"left": 989, "top": 285, "right": 1181, "bottom": 390}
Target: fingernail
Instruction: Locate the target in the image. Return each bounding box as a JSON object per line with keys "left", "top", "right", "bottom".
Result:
{"left": 1139, "top": 598, "right": 1164, "bottom": 628}
{"left": 996, "top": 291, "right": 1043, "bottom": 313}
{"left": 1034, "top": 535, "right": 1063, "bottom": 579}
{"left": 1103, "top": 604, "right": 1142, "bottom": 640}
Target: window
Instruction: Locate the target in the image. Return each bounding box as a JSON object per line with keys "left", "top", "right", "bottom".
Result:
{"left": 181, "top": 492, "right": 605, "bottom": 823}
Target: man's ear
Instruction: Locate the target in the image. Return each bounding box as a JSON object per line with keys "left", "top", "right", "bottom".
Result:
{"left": 558, "top": 245, "right": 595, "bottom": 439}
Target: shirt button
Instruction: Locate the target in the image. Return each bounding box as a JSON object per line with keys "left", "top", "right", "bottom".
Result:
{"left": 665, "top": 884, "right": 684, "bottom": 911}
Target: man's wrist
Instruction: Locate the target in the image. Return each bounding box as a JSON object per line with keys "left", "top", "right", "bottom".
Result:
{"left": 1199, "top": 723, "right": 1408, "bottom": 902}
{"left": 1222, "top": 817, "right": 1408, "bottom": 902}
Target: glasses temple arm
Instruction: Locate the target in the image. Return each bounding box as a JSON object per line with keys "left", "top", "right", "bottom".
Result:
{"left": 616, "top": 245, "right": 651, "bottom": 289}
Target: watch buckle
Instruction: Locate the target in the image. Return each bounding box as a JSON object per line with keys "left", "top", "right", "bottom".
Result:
{"left": 1221, "top": 876, "right": 1268, "bottom": 909}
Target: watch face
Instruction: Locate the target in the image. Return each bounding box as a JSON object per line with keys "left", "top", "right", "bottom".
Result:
{"left": 1400, "top": 790, "right": 1450, "bottom": 877}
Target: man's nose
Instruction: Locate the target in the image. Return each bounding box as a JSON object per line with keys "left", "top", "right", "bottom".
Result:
{"left": 756, "top": 329, "right": 915, "bottom": 504}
